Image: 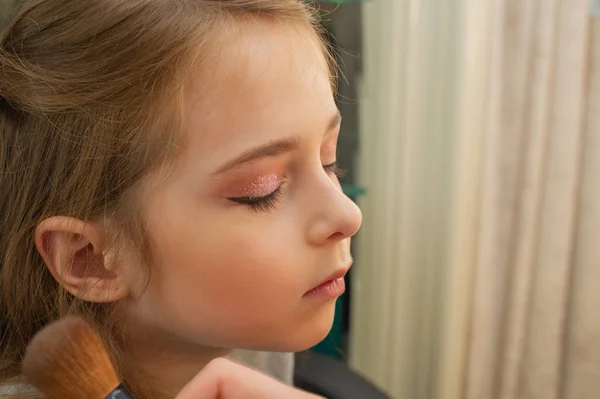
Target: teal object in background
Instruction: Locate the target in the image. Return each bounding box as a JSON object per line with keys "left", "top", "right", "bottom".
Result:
{"left": 340, "top": 184, "right": 366, "bottom": 198}
{"left": 311, "top": 184, "right": 365, "bottom": 360}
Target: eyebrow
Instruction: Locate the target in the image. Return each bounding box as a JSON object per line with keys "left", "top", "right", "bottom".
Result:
{"left": 213, "top": 111, "right": 342, "bottom": 175}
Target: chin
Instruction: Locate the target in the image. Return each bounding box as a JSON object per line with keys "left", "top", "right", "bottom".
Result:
{"left": 256, "top": 303, "right": 338, "bottom": 352}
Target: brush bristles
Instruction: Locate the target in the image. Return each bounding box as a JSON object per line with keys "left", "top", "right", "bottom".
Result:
{"left": 22, "top": 317, "right": 121, "bottom": 399}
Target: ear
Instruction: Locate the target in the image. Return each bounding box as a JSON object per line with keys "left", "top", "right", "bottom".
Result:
{"left": 34, "top": 216, "right": 131, "bottom": 303}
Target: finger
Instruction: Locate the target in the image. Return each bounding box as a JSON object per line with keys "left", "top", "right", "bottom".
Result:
{"left": 175, "top": 358, "right": 322, "bottom": 399}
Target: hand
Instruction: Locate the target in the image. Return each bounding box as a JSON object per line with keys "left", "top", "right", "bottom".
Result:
{"left": 176, "top": 357, "right": 324, "bottom": 399}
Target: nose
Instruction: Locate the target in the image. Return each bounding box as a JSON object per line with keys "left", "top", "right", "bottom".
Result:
{"left": 305, "top": 177, "right": 363, "bottom": 246}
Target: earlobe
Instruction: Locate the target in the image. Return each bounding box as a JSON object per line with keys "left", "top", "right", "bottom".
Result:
{"left": 35, "top": 216, "right": 131, "bottom": 303}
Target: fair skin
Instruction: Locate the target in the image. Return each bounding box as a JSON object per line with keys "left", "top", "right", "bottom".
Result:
{"left": 176, "top": 358, "right": 322, "bottom": 399}
{"left": 35, "top": 21, "right": 362, "bottom": 396}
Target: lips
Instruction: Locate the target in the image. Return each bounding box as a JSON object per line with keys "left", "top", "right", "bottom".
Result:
{"left": 320, "top": 268, "right": 349, "bottom": 286}
{"left": 304, "top": 261, "right": 352, "bottom": 296}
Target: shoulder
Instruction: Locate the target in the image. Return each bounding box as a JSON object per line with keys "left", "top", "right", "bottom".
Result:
{"left": 0, "top": 378, "right": 40, "bottom": 398}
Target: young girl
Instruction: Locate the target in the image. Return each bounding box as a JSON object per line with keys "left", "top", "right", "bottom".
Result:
{"left": 0, "top": 0, "right": 362, "bottom": 397}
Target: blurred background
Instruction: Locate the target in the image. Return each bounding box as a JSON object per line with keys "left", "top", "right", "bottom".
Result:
{"left": 314, "top": 1, "right": 600, "bottom": 399}
{"left": 2, "top": 0, "right": 600, "bottom": 398}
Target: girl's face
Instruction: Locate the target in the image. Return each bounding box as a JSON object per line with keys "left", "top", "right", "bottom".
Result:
{"left": 123, "top": 22, "right": 362, "bottom": 353}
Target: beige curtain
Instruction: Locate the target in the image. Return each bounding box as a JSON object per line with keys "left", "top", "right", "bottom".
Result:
{"left": 354, "top": 0, "right": 600, "bottom": 398}
{"left": 464, "top": 0, "right": 600, "bottom": 399}
{"left": 445, "top": 1, "right": 600, "bottom": 398}
{"left": 461, "top": 3, "right": 600, "bottom": 399}
{"left": 351, "top": 0, "right": 460, "bottom": 397}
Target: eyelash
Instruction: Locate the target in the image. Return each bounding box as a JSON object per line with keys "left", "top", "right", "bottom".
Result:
{"left": 324, "top": 161, "right": 346, "bottom": 179}
{"left": 229, "top": 186, "right": 283, "bottom": 212}
{"left": 228, "top": 162, "right": 345, "bottom": 212}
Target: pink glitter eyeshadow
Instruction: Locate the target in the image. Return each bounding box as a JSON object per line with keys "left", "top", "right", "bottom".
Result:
{"left": 243, "top": 174, "right": 280, "bottom": 198}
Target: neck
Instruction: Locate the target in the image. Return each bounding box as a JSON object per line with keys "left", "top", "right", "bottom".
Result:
{"left": 135, "top": 344, "right": 231, "bottom": 397}
{"left": 121, "top": 326, "right": 231, "bottom": 398}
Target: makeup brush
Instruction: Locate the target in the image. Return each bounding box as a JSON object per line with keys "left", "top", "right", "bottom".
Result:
{"left": 21, "top": 316, "right": 133, "bottom": 399}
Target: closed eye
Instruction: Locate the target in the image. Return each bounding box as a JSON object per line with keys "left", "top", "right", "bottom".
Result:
{"left": 227, "top": 186, "right": 283, "bottom": 212}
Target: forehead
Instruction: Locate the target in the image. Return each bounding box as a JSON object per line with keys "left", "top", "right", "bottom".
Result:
{"left": 192, "top": 20, "right": 331, "bottom": 101}
{"left": 181, "top": 21, "right": 335, "bottom": 152}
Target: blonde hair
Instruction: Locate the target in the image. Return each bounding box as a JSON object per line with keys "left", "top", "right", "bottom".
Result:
{"left": 0, "top": 0, "right": 332, "bottom": 397}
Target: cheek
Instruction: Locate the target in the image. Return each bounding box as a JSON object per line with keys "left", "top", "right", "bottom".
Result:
{"left": 145, "top": 211, "right": 310, "bottom": 327}
{"left": 173, "top": 235, "right": 300, "bottom": 298}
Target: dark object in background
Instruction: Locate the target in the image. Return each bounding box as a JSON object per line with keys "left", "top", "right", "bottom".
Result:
{"left": 294, "top": 351, "right": 390, "bottom": 399}
{"left": 311, "top": 0, "right": 365, "bottom": 361}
